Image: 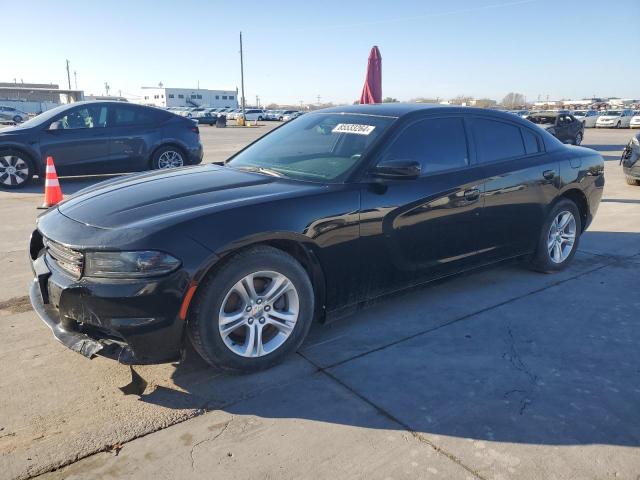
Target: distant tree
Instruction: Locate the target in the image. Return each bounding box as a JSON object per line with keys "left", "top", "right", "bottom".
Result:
{"left": 266, "top": 103, "right": 279, "bottom": 109}
{"left": 473, "top": 98, "right": 497, "bottom": 108}
{"left": 382, "top": 97, "right": 399, "bottom": 103}
{"left": 410, "top": 97, "right": 441, "bottom": 104}
{"left": 450, "top": 95, "right": 474, "bottom": 106}
{"left": 502, "top": 92, "right": 526, "bottom": 109}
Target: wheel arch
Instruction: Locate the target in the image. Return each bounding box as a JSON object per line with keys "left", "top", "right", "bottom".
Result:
{"left": 188, "top": 233, "right": 327, "bottom": 324}
{"left": 557, "top": 188, "right": 589, "bottom": 232}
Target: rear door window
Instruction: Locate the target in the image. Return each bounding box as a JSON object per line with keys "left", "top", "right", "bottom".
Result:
{"left": 521, "top": 128, "right": 540, "bottom": 154}
{"left": 381, "top": 117, "right": 469, "bottom": 175}
{"left": 472, "top": 118, "right": 526, "bottom": 163}
{"left": 111, "top": 106, "right": 167, "bottom": 126}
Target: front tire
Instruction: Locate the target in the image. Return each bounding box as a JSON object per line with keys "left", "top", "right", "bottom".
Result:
{"left": 626, "top": 176, "right": 640, "bottom": 186}
{"left": 188, "top": 245, "right": 314, "bottom": 372}
{"left": 0, "top": 149, "right": 34, "bottom": 189}
{"left": 151, "top": 146, "right": 185, "bottom": 170}
{"left": 529, "top": 199, "right": 581, "bottom": 273}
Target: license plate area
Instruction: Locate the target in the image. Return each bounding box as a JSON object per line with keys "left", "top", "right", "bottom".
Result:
{"left": 48, "top": 280, "right": 63, "bottom": 308}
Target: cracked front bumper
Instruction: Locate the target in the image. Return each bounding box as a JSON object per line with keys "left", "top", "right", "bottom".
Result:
{"left": 28, "top": 236, "right": 188, "bottom": 365}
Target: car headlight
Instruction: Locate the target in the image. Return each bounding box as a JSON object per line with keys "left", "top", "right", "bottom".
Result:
{"left": 84, "top": 251, "right": 181, "bottom": 278}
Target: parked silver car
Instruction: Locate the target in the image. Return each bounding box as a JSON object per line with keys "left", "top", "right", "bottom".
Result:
{"left": 0, "top": 106, "right": 29, "bottom": 123}
{"left": 572, "top": 110, "right": 600, "bottom": 128}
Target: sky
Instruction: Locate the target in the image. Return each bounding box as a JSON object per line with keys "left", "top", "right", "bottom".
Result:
{"left": 3, "top": 0, "right": 639, "bottom": 105}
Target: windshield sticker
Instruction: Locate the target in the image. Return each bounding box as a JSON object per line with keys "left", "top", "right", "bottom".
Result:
{"left": 332, "top": 123, "right": 376, "bottom": 135}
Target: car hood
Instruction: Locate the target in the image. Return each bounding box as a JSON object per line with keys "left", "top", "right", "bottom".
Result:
{"left": 57, "top": 165, "right": 321, "bottom": 230}
{"left": 0, "top": 124, "right": 32, "bottom": 136}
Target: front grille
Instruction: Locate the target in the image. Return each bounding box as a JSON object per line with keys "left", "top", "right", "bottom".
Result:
{"left": 44, "top": 237, "right": 84, "bottom": 278}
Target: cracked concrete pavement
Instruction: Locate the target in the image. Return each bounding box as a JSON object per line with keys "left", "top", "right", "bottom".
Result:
{"left": 1, "top": 127, "right": 639, "bottom": 480}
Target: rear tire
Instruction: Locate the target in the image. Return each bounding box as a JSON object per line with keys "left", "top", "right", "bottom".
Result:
{"left": 529, "top": 199, "right": 581, "bottom": 273}
{"left": 187, "top": 245, "right": 314, "bottom": 372}
{"left": 0, "top": 149, "right": 34, "bottom": 189}
{"left": 573, "top": 132, "right": 583, "bottom": 145}
{"left": 151, "top": 145, "right": 185, "bottom": 170}
{"left": 626, "top": 176, "right": 640, "bottom": 186}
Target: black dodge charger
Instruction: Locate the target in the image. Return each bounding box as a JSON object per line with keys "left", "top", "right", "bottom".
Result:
{"left": 28, "top": 104, "right": 604, "bottom": 372}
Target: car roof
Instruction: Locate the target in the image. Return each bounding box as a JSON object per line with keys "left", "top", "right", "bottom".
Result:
{"left": 317, "top": 103, "right": 538, "bottom": 123}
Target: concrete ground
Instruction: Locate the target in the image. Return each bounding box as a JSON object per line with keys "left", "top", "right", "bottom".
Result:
{"left": 0, "top": 126, "right": 638, "bottom": 480}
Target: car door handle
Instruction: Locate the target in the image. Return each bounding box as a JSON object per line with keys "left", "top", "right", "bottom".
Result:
{"left": 543, "top": 170, "right": 555, "bottom": 180}
{"left": 463, "top": 188, "right": 480, "bottom": 201}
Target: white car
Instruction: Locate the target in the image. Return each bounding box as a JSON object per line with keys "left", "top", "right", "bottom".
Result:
{"left": 572, "top": 110, "right": 600, "bottom": 128}
{"left": 595, "top": 109, "right": 634, "bottom": 128}
{"left": 283, "top": 111, "right": 303, "bottom": 121}
{"left": 630, "top": 113, "right": 640, "bottom": 129}
{"left": 241, "top": 109, "right": 266, "bottom": 121}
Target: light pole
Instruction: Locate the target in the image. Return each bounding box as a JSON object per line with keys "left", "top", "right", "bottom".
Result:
{"left": 65, "top": 60, "right": 71, "bottom": 90}
{"left": 239, "top": 32, "right": 246, "bottom": 119}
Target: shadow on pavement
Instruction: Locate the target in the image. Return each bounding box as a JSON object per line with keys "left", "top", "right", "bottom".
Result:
{"left": 583, "top": 143, "right": 627, "bottom": 152}
{"left": 136, "top": 231, "right": 640, "bottom": 448}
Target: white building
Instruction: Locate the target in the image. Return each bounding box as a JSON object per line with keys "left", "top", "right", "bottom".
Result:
{"left": 140, "top": 87, "right": 239, "bottom": 108}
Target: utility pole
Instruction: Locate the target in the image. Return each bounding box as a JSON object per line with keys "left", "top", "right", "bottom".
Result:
{"left": 256, "top": 95, "right": 259, "bottom": 108}
{"left": 65, "top": 59, "right": 71, "bottom": 89}
{"left": 239, "top": 32, "right": 246, "bottom": 119}
{"left": 316, "top": 94, "right": 321, "bottom": 105}
{"left": 104, "top": 82, "right": 110, "bottom": 96}
{"left": 73, "top": 71, "right": 78, "bottom": 89}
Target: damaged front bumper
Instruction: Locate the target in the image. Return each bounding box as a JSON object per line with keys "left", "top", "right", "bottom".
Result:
{"left": 28, "top": 233, "right": 187, "bottom": 365}
{"left": 29, "top": 278, "right": 105, "bottom": 358}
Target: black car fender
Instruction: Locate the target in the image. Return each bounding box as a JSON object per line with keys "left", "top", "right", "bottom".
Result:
{"left": 188, "top": 230, "right": 328, "bottom": 322}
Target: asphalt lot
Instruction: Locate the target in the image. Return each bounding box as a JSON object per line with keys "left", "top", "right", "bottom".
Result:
{"left": 0, "top": 125, "right": 639, "bottom": 480}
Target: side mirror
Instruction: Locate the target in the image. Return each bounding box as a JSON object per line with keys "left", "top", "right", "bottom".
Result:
{"left": 371, "top": 159, "right": 421, "bottom": 180}
{"left": 48, "top": 121, "right": 63, "bottom": 130}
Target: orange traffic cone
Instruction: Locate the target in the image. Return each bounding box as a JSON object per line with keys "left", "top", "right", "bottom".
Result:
{"left": 41, "top": 156, "right": 63, "bottom": 208}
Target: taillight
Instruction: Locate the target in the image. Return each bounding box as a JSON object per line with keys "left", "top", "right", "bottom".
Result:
{"left": 190, "top": 125, "right": 200, "bottom": 135}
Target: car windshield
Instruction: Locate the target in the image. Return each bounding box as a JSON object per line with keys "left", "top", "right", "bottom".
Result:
{"left": 528, "top": 115, "right": 556, "bottom": 125}
{"left": 604, "top": 111, "right": 621, "bottom": 116}
{"left": 227, "top": 112, "right": 396, "bottom": 182}
{"left": 573, "top": 111, "right": 586, "bottom": 116}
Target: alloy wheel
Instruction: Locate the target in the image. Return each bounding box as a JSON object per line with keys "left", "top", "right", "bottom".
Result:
{"left": 575, "top": 133, "right": 582, "bottom": 145}
{"left": 547, "top": 211, "right": 576, "bottom": 263}
{"left": 0, "top": 155, "right": 29, "bottom": 186}
{"left": 218, "top": 270, "right": 299, "bottom": 358}
{"left": 157, "top": 150, "right": 184, "bottom": 169}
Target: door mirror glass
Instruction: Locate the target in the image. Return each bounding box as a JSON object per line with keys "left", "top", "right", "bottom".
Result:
{"left": 371, "top": 159, "right": 421, "bottom": 180}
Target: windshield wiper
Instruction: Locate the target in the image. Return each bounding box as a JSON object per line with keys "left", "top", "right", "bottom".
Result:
{"left": 236, "top": 166, "right": 284, "bottom": 178}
